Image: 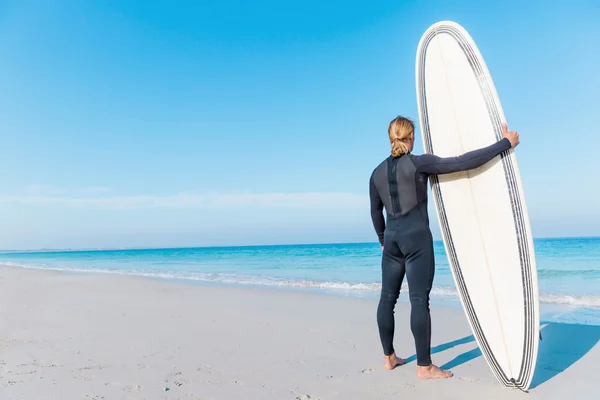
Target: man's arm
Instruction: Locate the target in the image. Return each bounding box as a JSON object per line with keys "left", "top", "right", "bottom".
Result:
{"left": 369, "top": 175, "right": 385, "bottom": 246}
{"left": 415, "top": 138, "right": 511, "bottom": 175}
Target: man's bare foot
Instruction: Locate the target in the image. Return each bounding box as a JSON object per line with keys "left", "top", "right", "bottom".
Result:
{"left": 384, "top": 353, "right": 405, "bottom": 370}
{"left": 417, "top": 364, "right": 453, "bottom": 379}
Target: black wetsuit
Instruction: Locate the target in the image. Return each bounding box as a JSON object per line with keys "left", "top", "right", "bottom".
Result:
{"left": 369, "top": 138, "right": 511, "bottom": 366}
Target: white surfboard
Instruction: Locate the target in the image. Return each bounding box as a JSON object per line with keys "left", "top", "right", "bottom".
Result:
{"left": 415, "top": 21, "right": 540, "bottom": 390}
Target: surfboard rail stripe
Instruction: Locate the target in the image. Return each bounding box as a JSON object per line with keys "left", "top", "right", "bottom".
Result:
{"left": 441, "top": 24, "right": 536, "bottom": 387}
{"left": 415, "top": 22, "right": 538, "bottom": 390}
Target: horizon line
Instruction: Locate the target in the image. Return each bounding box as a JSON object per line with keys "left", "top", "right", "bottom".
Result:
{"left": 1, "top": 235, "right": 598, "bottom": 254}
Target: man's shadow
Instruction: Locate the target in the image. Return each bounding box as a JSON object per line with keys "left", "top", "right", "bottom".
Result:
{"left": 403, "top": 321, "right": 599, "bottom": 389}
{"left": 403, "top": 334, "right": 477, "bottom": 365}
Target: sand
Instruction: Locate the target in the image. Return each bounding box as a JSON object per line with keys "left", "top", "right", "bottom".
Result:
{"left": 0, "top": 266, "right": 597, "bottom": 400}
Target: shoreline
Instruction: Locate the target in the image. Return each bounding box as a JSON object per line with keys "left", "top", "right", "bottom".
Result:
{"left": 1, "top": 265, "right": 598, "bottom": 399}
{"left": 2, "top": 261, "right": 599, "bottom": 327}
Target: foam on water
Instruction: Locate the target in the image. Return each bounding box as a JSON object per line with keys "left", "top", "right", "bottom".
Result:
{"left": 2, "top": 260, "right": 599, "bottom": 309}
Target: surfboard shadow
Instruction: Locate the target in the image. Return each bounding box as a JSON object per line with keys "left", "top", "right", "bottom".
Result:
{"left": 432, "top": 322, "right": 599, "bottom": 388}
{"left": 404, "top": 334, "right": 475, "bottom": 364}
{"left": 529, "top": 321, "right": 600, "bottom": 389}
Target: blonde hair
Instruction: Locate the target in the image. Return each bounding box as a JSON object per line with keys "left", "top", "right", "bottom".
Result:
{"left": 388, "top": 116, "right": 414, "bottom": 157}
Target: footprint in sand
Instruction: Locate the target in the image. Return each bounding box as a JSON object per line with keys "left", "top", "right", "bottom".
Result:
{"left": 35, "top": 362, "right": 62, "bottom": 368}
{"left": 196, "top": 364, "right": 222, "bottom": 374}
{"left": 296, "top": 395, "right": 317, "bottom": 400}
{"left": 360, "top": 368, "right": 376, "bottom": 374}
{"left": 75, "top": 364, "right": 110, "bottom": 372}
{"left": 165, "top": 371, "right": 190, "bottom": 387}
{"left": 16, "top": 369, "right": 37, "bottom": 375}
{"left": 104, "top": 382, "right": 144, "bottom": 393}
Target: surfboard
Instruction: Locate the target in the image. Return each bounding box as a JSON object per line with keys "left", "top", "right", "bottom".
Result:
{"left": 415, "top": 21, "right": 540, "bottom": 390}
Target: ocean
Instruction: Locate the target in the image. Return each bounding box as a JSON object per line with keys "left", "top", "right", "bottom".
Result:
{"left": 1, "top": 237, "right": 599, "bottom": 325}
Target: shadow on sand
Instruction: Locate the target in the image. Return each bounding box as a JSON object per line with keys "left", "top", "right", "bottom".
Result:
{"left": 404, "top": 334, "right": 475, "bottom": 364}
{"left": 440, "top": 345, "right": 482, "bottom": 370}
{"left": 409, "top": 322, "right": 599, "bottom": 389}
{"left": 529, "top": 322, "right": 599, "bottom": 389}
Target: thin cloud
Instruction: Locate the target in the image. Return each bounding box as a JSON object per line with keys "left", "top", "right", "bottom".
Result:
{"left": 23, "top": 185, "right": 113, "bottom": 196}
{"left": 81, "top": 186, "right": 113, "bottom": 194}
{"left": 24, "top": 184, "right": 65, "bottom": 196}
{"left": 0, "top": 192, "right": 368, "bottom": 210}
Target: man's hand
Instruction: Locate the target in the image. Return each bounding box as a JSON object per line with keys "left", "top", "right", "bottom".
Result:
{"left": 502, "top": 123, "right": 520, "bottom": 148}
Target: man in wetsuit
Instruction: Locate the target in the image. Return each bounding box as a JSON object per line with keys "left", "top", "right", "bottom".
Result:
{"left": 369, "top": 116, "right": 520, "bottom": 379}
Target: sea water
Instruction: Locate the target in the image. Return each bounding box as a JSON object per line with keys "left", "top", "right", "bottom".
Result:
{"left": 1, "top": 237, "right": 599, "bottom": 325}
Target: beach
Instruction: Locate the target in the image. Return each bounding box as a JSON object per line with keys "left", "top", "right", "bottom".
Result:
{"left": 1, "top": 265, "right": 597, "bottom": 400}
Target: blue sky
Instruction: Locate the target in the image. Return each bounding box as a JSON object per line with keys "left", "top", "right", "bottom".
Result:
{"left": 0, "top": 0, "right": 599, "bottom": 250}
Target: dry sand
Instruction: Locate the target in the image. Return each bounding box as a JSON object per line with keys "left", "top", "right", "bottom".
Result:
{"left": 0, "top": 266, "right": 597, "bottom": 399}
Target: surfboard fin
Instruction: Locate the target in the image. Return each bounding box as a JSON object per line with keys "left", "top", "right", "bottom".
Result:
{"left": 539, "top": 331, "right": 543, "bottom": 341}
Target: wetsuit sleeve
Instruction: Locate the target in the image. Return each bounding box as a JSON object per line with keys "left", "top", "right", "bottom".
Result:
{"left": 414, "top": 138, "right": 511, "bottom": 175}
{"left": 369, "top": 175, "right": 385, "bottom": 246}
